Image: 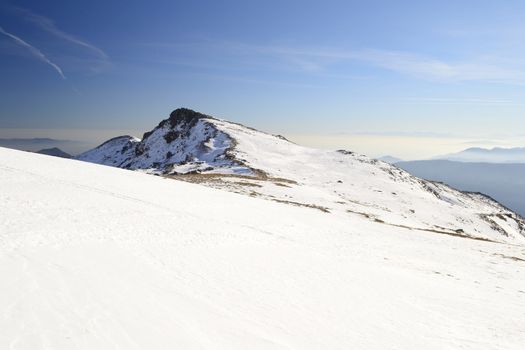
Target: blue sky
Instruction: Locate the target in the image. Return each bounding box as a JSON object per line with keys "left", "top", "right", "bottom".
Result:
{"left": 1, "top": 0, "right": 524, "bottom": 158}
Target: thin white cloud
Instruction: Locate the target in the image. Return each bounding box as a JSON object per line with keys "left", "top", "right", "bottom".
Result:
{"left": 0, "top": 26, "right": 66, "bottom": 79}
{"left": 403, "top": 97, "right": 525, "bottom": 106}
{"left": 177, "top": 42, "right": 525, "bottom": 84}
{"left": 356, "top": 49, "right": 525, "bottom": 83}
{"left": 145, "top": 40, "right": 525, "bottom": 83}
{"left": 253, "top": 45, "right": 525, "bottom": 83}
{"left": 15, "top": 7, "right": 107, "bottom": 59}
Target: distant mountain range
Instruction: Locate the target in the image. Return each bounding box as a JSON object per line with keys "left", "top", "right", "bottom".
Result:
{"left": 0, "top": 137, "right": 66, "bottom": 148}
{"left": 435, "top": 147, "right": 525, "bottom": 163}
{"left": 0, "top": 138, "right": 83, "bottom": 154}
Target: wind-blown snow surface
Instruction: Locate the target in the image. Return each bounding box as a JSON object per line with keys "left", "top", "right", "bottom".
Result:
{"left": 1, "top": 147, "right": 525, "bottom": 349}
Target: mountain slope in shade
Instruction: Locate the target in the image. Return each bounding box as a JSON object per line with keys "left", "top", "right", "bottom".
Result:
{"left": 76, "top": 108, "right": 525, "bottom": 244}
{"left": 396, "top": 160, "right": 525, "bottom": 217}
{"left": 36, "top": 147, "right": 72, "bottom": 158}
{"left": 436, "top": 146, "right": 525, "bottom": 163}
{"left": 1, "top": 146, "right": 525, "bottom": 349}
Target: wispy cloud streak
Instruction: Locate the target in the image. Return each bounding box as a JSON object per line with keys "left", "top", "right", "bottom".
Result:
{"left": 0, "top": 26, "right": 65, "bottom": 79}
{"left": 249, "top": 45, "right": 525, "bottom": 83}
{"left": 17, "top": 8, "right": 107, "bottom": 59}
{"left": 151, "top": 41, "right": 525, "bottom": 84}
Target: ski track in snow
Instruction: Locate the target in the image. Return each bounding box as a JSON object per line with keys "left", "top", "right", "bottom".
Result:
{"left": 1, "top": 147, "right": 525, "bottom": 349}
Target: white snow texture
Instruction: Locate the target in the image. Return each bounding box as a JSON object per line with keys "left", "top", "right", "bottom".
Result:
{"left": 1, "top": 108, "right": 525, "bottom": 349}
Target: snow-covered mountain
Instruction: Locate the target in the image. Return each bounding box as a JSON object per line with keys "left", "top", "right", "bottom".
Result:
{"left": 76, "top": 108, "right": 250, "bottom": 174}
{"left": 77, "top": 108, "right": 525, "bottom": 244}
{"left": 2, "top": 146, "right": 525, "bottom": 349}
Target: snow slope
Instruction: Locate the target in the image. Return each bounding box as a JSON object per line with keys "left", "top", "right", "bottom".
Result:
{"left": 77, "top": 108, "right": 525, "bottom": 244}
{"left": 1, "top": 147, "right": 525, "bottom": 349}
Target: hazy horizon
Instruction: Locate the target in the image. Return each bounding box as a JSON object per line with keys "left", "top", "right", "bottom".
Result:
{"left": 2, "top": 122, "right": 525, "bottom": 159}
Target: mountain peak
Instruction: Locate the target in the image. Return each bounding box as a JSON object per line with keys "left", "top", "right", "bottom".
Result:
{"left": 75, "top": 108, "right": 525, "bottom": 243}
{"left": 77, "top": 108, "right": 252, "bottom": 175}
{"left": 168, "top": 108, "right": 212, "bottom": 125}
